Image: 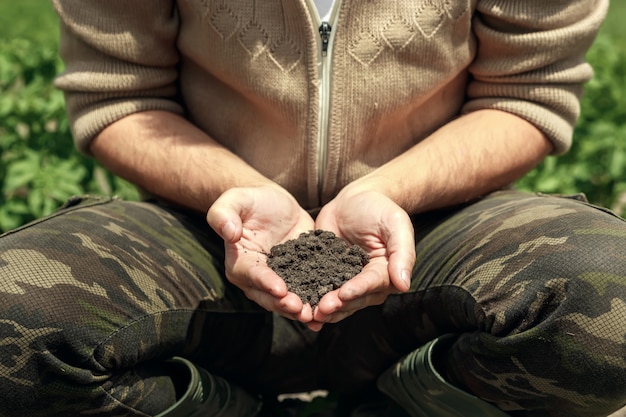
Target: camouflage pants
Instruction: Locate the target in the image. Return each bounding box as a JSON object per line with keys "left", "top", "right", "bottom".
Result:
{"left": 0, "top": 190, "right": 625, "bottom": 417}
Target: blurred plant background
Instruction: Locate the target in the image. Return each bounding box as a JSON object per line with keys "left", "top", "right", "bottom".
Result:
{"left": 0, "top": 0, "right": 139, "bottom": 231}
{"left": 0, "top": 1, "right": 625, "bottom": 232}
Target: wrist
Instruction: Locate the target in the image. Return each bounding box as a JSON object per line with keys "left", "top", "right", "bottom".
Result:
{"left": 338, "top": 173, "right": 418, "bottom": 213}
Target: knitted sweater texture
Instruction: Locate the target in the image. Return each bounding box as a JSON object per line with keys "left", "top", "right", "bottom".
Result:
{"left": 52, "top": 0, "right": 607, "bottom": 208}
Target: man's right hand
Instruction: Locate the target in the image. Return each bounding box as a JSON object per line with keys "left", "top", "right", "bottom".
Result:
{"left": 206, "top": 185, "right": 315, "bottom": 322}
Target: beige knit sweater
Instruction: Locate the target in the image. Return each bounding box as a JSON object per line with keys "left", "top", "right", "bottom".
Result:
{"left": 52, "top": 0, "right": 607, "bottom": 208}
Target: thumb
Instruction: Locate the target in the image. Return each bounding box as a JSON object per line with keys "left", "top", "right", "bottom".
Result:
{"left": 385, "top": 213, "right": 415, "bottom": 292}
{"left": 206, "top": 193, "right": 245, "bottom": 243}
{"left": 387, "top": 241, "right": 415, "bottom": 292}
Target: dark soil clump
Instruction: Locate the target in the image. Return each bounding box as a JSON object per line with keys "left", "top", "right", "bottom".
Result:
{"left": 267, "top": 230, "right": 369, "bottom": 307}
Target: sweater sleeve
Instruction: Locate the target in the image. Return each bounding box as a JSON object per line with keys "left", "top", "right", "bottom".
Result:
{"left": 52, "top": 0, "right": 183, "bottom": 154}
{"left": 462, "top": 0, "right": 608, "bottom": 154}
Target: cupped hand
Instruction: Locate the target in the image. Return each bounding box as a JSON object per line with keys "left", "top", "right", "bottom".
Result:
{"left": 309, "top": 189, "right": 416, "bottom": 331}
{"left": 206, "top": 185, "right": 315, "bottom": 322}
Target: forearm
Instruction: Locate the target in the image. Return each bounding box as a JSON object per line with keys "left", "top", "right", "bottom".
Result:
{"left": 344, "top": 109, "right": 553, "bottom": 215}
{"left": 90, "top": 110, "right": 277, "bottom": 213}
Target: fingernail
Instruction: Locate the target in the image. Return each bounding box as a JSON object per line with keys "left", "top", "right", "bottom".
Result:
{"left": 222, "top": 221, "right": 236, "bottom": 240}
{"left": 402, "top": 269, "right": 411, "bottom": 289}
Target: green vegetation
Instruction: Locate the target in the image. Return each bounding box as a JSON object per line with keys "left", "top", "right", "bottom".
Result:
{"left": 0, "top": 1, "right": 138, "bottom": 231}
{"left": 515, "top": 4, "right": 626, "bottom": 214}
{"left": 0, "top": 0, "right": 59, "bottom": 45}
{"left": 0, "top": 38, "right": 139, "bottom": 231}
{"left": 598, "top": 1, "right": 626, "bottom": 44}
{"left": 0, "top": 2, "right": 624, "bottom": 232}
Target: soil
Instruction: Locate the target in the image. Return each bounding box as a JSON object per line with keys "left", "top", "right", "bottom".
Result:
{"left": 267, "top": 230, "right": 369, "bottom": 307}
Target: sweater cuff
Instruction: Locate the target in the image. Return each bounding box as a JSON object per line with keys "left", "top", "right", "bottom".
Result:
{"left": 461, "top": 82, "right": 587, "bottom": 155}
{"left": 66, "top": 98, "right": 184, "bottom": 155}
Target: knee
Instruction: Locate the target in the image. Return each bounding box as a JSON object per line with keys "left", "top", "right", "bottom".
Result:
{"left": 0, "top": 305, "right": 82, "bottom": 411}
{"left": 0, "top": 293, "right": 93, "bottom": 373}
{"left": 0, "top": 278, "right": 111, "bottom": 390}
{"left": 544, "top": 244, "right": 626, "bottom": 382}
{"left": 536, "top": 277, "right": 626, "bottom": 415}
{"left": 491, "top": 241, "right": 626, "bottom": 414}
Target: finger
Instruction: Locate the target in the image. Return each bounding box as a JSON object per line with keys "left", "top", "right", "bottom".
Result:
{"left": 389, "top": 263, "right": 413, "bottom": 293}
{"left": 244, "top": 287, "right": 304, "bottom": 317}
{"left": 313, "top": 263, "right": 388, "bottom": 318}
{"left": 206, "top": 190, "right": 248, "bottom": 242}
{"left": 337, "top": 262, "right": 389, "bottom": 301}
{"left": 242, "top": 263, "right": 289, "bottom": 298}
{"left": 225, "top": 247, "right": 289, "bottom": 297}
{"left": 383, "top": 210, "right": 415, "bottom": 292}
{"left": 314, "top": 289, "right": 343, "bottom": 316}
{"left": 206, "top": 211, "right": 243, "bottom": 243}
{"left": 314, "top": 285, "right": 390, "bottom": 324}
{"left": 294, "top": 303, "right": 314, "bottom": 323}
{"left": 337, "top": 292, "right": 388, "bottom": 313}
{"left": 276, "top": 292, "right": 306, "bottom": 315}
{"left": 307, "top": 321, "right": 324, "bottom": 332}
{"left": 312, "top": 305, "right": 364, "bottom": 325}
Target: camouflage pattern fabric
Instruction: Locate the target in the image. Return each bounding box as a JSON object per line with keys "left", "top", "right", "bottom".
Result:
{"left": 0, "top": 191, "right": 624, "bottom": 416}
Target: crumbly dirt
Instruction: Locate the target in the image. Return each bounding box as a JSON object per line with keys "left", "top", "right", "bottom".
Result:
{"left": 267, "top": 230, "right": 369, "bottom": 307}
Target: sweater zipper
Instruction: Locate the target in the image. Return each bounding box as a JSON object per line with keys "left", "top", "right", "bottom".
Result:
{"left": 309, "top": 0, "right": 341, "bottom": 201}
{"left": 317, "top": 20, "right": 332, "bottom": 196}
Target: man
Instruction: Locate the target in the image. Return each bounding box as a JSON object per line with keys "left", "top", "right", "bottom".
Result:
{"left": 0, "top": 1, "right": 624, "bottom": 416}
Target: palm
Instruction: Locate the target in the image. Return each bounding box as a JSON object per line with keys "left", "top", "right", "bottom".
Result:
{"left": 310, "top": 190, "right": 415, "bottom": 330}
{"left": 207, "top": 186, "right": 315, "bottom": 321}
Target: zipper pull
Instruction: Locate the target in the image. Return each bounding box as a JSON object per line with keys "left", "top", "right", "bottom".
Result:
{"left": 319, "top": 22, "right": 332, "bottom": 57}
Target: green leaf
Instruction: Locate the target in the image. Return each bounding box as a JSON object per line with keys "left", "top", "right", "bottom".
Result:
{"left": 27, "top": 188, "right": 44, "bottom": 218}
{"left": 3, "top": 152, "right": 40, "bottom": 193}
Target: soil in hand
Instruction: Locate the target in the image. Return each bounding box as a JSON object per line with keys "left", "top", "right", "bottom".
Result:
{"left": 267, "top": 230, "right": 369, "bottom": 307}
